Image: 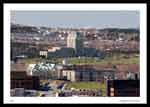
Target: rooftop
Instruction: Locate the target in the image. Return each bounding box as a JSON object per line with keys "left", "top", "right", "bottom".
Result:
{"left": 116, "top": 64, "right": 139, "bottom": 73}
{"left": 11, "top": 62, "right": 28, "bottom": 72}
{"left": 62, "top": 64, "right": 139, "bottom": 73}
{"left": 62, "top": 64, "right": 115, "bottom": 72}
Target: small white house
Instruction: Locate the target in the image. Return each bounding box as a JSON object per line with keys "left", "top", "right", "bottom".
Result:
{"left": 27, "top": 64, "right": 36, "bottom": 75}
{"left": 39, "top": 51, "right": 48, "bottom": 58}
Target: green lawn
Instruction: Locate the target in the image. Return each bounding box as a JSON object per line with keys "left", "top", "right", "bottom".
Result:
{"left": 20, "top": 53, "right": 139, "bottom": 65}
{"left": 65, "top": 82, "right": 106, "bottom": 96}
{"left": 20, "top": 57, "right": 64, "bottom": 64}
{"left": 19, "top": 58, "right": 41, "bottom": 64}
{"left": 65, "top": 82, "right": 105, "bottom": 89}
{"left": 67, "top": 54, "right": 139, "bottom": 65}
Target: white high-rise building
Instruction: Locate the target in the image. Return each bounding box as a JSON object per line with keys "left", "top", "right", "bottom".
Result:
{"left": 67, "top": 32, "right": 82, "bottom": 56}
{"left": 67, "top": 32, "right": 76, "bottom": 48}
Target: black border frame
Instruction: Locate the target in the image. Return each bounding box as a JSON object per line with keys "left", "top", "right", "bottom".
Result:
{"left": 1, "top": 0, "right": 148, "bottom": 104}
{"left": 1, "top": 0, "right": 149, "bottom": 3}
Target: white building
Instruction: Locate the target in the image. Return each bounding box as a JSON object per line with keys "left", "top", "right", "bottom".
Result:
{"left": 67, "top": 32, "right": 82, "bottom": 55}
{"left": 62, "top": 58, "right": 68, "bottom": 65}
{"left": 39, "top": 51, "right": 48, "bottom": 58}
{"left": 27, "top": 64, "right": 36, "bottom": 75}
{"left": 48, "top": 47, "right": 61, "bottom": 52}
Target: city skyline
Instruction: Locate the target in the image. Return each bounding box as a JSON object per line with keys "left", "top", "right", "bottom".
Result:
{"left": 11, "top": 11, "right": 139, "bottom": 29}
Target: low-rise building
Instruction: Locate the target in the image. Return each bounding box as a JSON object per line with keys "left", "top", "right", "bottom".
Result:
{"left": 58, "top": 65, "right": 115, "bottom": 82}
{"left": 48, "top": 46, "right": 61, "bottom": 52}
{"left": 11, "top": 63, "right": 40, "bottom": 90}
{"left": 115, "top": 64, "right": 139, "bottom": 80}
{"left": 48, "top": 48, "right": 75, "bottom": 58}
{"left": 39, "top": 50, "right": 48, "bottom": 58}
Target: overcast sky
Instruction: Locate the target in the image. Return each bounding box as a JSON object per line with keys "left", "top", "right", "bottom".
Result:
{"left": 11, "top": 11, "right": 139, "bottom": 28}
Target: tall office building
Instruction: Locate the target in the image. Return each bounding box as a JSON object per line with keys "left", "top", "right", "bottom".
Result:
{"left": 67, "top": 32, "right": 82, "bottom": 56}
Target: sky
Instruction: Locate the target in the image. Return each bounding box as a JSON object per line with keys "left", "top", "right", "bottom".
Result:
{"left": 11, "top": 11, "right": 139, "bottom": 29}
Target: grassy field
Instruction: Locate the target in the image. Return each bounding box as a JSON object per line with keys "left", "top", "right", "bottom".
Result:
{"left": 40, "top": 80, "right": 106, "bottom": 96}
{"left": 65, "top": 82, "right": 106, "bottom": 96}
{"left": 19, "top": 58, "right": 41, "bottom": 64}
{"left": 40, "top": 80, "right": 106, "bottom": 89}
{"left": 65, "top": 82, "right": 105, "bottom": 89}
{"left": 20, "top": 53, "right": 139, "bottom": 65}
{"left": 67, "top": 54, "right": 139, "bottom": 65}
{"left": 20, "top": 57, "right": 64, "bottom": 64}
